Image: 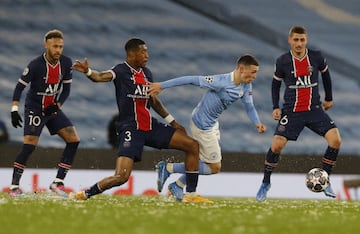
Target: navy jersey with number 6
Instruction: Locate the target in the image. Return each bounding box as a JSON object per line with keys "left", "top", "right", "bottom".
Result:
{"left": 274, "top": 49, "right": 329, "bottom": 112}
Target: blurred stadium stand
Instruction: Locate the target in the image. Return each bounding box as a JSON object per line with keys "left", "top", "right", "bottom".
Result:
{"left": 0, "top": 0, "right": 359, "bottom": 155}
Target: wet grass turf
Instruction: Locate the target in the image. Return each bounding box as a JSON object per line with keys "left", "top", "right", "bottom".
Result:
{"left": 0, "top": 192, "right": 359, "bottom": 234}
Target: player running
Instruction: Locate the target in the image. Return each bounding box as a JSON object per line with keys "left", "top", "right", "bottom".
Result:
{"left": 9, "top": 29, "right": 80, "bottom": 197}
{"left": 147, "top": 54, "right": 266, "bottom": 201}
{"left": 256, "top": 25, "right": 342, "bottom": 202}
{"left": 70, "top": 38, "right": 212, "bottom": 203}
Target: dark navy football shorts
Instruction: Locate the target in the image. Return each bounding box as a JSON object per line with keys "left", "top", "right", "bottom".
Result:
{"left": 274, "top": 107, "right": 337, "bottom": 141}
{"left": 23, "top": 108, "right": 73, "bottom": 136}
{"left": 117, "top": 118, "right": 176, "bottom": 162}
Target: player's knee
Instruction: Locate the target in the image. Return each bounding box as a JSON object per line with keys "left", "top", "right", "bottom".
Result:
{"left": 112, "top": 174, "right": 129, "bottom": 186}
{"left": 209, "top": 163, "right": 221, "bottom": 174}
{"left": 185, "top": 138, "right": 199, "bottom": 155}
{"left": 61, "top": 126, "right": 80, "bottom": 142}
{"left": 333, "top": 132, "right": 342, "bottom": 148}
{"left": 70, "top": 138, "right": 80, "bottom": 145}
{"left": 326, "top": 129, "right": 342, "bottom": 149}
{"left": 24, "top": 135, "right": 39, "bottom": 145}
{"left": 271, "top": 144, "right": 283, "bottom": 154}
{"left": 330, "top": 138, "right": 341, "bottom": 149}
{"left": 271, "top": 140, "right": 286, "bottom": 153}
{"left": 73, "top": 137, "right": 80, "bottom": 143}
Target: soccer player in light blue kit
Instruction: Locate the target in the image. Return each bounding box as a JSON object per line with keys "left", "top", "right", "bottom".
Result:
{"left": 148, "top": 54, "right": 266, "bottom": 200}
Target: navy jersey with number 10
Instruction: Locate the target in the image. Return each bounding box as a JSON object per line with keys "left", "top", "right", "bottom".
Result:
{"left": 15, "top": 54, "right": 73, "bottom": 111}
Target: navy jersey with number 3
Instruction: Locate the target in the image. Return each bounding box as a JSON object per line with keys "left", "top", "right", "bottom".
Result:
{"left": 110, "top": 62, "right": 153, "bottom": 131}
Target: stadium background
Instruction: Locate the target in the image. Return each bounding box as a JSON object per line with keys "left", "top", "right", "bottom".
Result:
{"left": 0, "top": 0, "right": 359, "bottom": 175}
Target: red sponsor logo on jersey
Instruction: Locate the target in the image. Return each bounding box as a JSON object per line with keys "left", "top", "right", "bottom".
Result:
{"left": 133, "top": 70, "right": 151, "bottom": 131}
{"left": 42, "top": 63, "right": 61, "bottom": 109}
{"left": 293, "top": 56, "right": 312, "bottom": 112}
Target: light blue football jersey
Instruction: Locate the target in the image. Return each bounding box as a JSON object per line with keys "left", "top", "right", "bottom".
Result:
{"left": 160, "top": 72, "right": 260, "bottom": 130}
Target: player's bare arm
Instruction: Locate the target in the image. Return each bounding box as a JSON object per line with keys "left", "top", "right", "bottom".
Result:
{"left": 147, "top": 82, "right": 162, "bottom": 97}
{"left": 150, "top": 96, "right": 186, "bottom": 132}
{"left": 149, "top": 95, "right": 171, "bottom": 119}
{"left": 72, "top": 58, "right": 113, "bottom": 82}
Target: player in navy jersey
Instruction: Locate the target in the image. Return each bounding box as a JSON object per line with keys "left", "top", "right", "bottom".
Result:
{"left": 147, "top": 55, "right": 266, "bottom": 201}
{"left": 256, "top": 26, "right": 342, "bottom": 202}
{"left": 70, "top": 38, "right": 212, "bottom": 203}
{"left": 9, "top": 29, "right": 80, "bottom": 197}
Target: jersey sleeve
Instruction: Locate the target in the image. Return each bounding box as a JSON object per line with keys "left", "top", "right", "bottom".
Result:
{"left": 20, "top": 60, "right": 37, "bottom": 85}
{"left": 241, "top": 84, "right": 254, "bottom": 104}
{"left": 273, "top": 58, "right": 285, "bottom": 80}
{"left": 272, "top": 78, "right": 282, "bottom": 109}
{"left": 61, "top": 57, "right": 73, "bottom": 84}
{"left": 317, "top": 51, "right": 328, "bottom": 73}
{"left": 57, "top": 82, "right": 70, "bottom": 105}
{"left": 241, "top": 85, "right": 261, "bottom": 124}
{"left": 272, "top": 56, "right": 284, "bottom": 109}
{"left": 110, "top": 64, "right": 125, "bottom": 81}
{"left": 198, "top": 74, "right": 227, "bottom": 91}
{"left": 12, "top": 61, "right": 36, "bottom": 101}
{"left": 244, "top": 101, "right": 261, "bottom": 125}
{"left": 161, "top": 75, "right": 201, "bottom": 89}
{"left": 317, "top": 51, "right": 332, "bottom": 101}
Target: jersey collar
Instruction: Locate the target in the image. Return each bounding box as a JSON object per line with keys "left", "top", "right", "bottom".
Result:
{"left": 125, "top": 61, "right": 143, "bottom": 74}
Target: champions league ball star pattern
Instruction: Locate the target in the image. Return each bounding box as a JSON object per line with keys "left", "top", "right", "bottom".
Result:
{"left": 306, "top": 168, "right": 329, "bottom": 192}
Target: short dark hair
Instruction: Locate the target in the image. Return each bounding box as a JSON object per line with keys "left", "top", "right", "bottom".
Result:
{"left": 289, "top": 25, "right": 307, "bottom": 36}
{"left": 125, "top": 38, "right": 146, "bottom": 52}
{"left": 44, "top": 29, "right": 63, "bottom": 41}
{"left": 237, "top": 54, "right": 259, "bottom": 66}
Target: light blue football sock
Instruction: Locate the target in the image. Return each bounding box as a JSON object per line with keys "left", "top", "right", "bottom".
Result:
{"left": 172, "top": 161, "right": 212, "bottom": 175}
{"left": 172, "top": 162, "right": 186, "bottom": 173}
{"left": 177, "top": 174, "right": 186, "bottom": 187}
{"left": 176, "top": 161, "right": 212, "bottom": 188}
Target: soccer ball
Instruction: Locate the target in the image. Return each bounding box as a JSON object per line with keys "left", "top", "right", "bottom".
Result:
{"left": 305, "top": 168, "right": 329, "bottom": 192}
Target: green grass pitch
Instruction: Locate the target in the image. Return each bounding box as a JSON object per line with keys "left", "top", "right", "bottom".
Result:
{"left": 0, "top": 192, "right": 359, "bottom": 234}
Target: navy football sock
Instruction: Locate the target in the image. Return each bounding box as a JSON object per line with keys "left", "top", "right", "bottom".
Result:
{"left": 85, "top": 183, "right": 103, "bottom": 198}
{"left": 185, "top": 172, "right": 199, "bottom": 193}
{"left": 322, "top": 146, "right": 339, "bottom": 175}
{"left": 262, "top": 148, "right": 280, "bottom": 184}
{"left": 11, "top": 144, "right": 35, "bottom": 185}
{"left": 56, "top": 142, "right": 79, "bottom": 180}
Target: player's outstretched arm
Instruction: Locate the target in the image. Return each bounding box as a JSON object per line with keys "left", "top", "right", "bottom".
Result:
{"left": 149, "top": 95, "right": 170, "bottom": 118}
{"left": 147, "top": 76, "right": 201, "bottom": 97}
{"left": 149, "top": 95, "right": 185, "bottom": 131}
{"left": 147, "top": 82, "right": 162, "bottom": 97}
{"left": 72, "top": 57, "right": 89, "bottom": 73}
{"left": 72, "top": 58, "right": 113, "bottom": 82}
